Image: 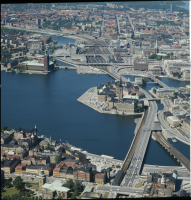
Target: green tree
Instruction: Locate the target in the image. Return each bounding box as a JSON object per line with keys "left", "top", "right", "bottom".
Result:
{"left": 174, "top": 92, "right": 178, "bottom": 97}
{"left": 74, "top": 180, "right": 83, "bottom": 193}
{"left": 55, "top": 155, "right": 61, "bottom": 164}
{"left": 13, "top": 176, "right": 25, "bottom": 191}
{"left": 142, "top": 78, "right": 147, "bottom": 85}
{"left": 5, "top": 181, "right": 12, "bottom": 188}
{"left": 153, "top": 88, "right": 156, "bottom": 94}
{"left": 107, "top": 167, "right": 112, "bottom": 172}
{"left": 63, "top": 179, "right": 74, "bottom": 191}
{"left": 2, "top": 125, "right": 8, "bottom": 130}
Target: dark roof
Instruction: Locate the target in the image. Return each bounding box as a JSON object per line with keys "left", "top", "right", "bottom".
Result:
{"left": 184, "top": 116, "right": 190, "bottom": 125}
{"left": 112, "top": 170, "right": 124, "bottom": 186}
{"left": 183, "top": 106, "right": 188, "bottom": 110}
{"left": 177, "top": 93, "right": 185, "bottom": 98}
{"left": 2, "top": 158, "right": 18, "bottom": 167}
{"left": 163, "top": 111, "right": 173, "bottom": 117}
{"left": 184, "top": 94, "right": 190, "bottom": 98}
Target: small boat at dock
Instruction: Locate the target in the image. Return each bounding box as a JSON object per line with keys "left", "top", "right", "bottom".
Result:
{"left": 172, "top": 138, "right": 177, "bottom": 142}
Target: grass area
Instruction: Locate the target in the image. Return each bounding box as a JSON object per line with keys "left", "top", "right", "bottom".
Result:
{"left": 26, "top": 183, "right": 39, "bottom": 190}
{"left": 135, "top": 181, "right": 143, "bottom": 188}
{"left": 103, "top": 192, "right": 109, "bottom": 198}
{"left": 2, "top": 186, "right": 20, "bottom": 197}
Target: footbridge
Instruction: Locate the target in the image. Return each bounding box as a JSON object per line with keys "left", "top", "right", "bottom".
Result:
{"left": 152, "top": 132, "right": 190, "bottom": 171}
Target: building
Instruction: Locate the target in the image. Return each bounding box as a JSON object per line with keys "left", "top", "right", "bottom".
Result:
{"left": 1, "top": 133, "right": 11, "bottom": 144}
{"left": 19, "top": 51, "right": 54, "bottom": 71}
{"left": 143, "top": 171, "right": 177, "bottom": 197}
{"left": 156, "top": 87, "right": 175, "bottom": 97}
{"left": 167, "top": 116, "right": 179, "bottom": 127}
{"left": 39, "top": 167, "right": 46, "bottom": 194}
{"left": 1, "top": 158, "right": 20, "bottom": 174}
{"left": 154, "top": 38, "right": 159, "bottom": 54}
{"left": 183, "top": 116, "right": 190, "bottom": 132}
{"left": 95, "top": 172, "right": 107, "bottom": 185}
{"left": 41, "top": 179, "right": 70, "bottom": 199}
{"left": 26, "top": 163, "right": 54, "bottom": 176}
{"left": 73, "top": 167, "right": 93, "bottom": 182}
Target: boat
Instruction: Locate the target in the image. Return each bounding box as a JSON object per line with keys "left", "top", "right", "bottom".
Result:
{"left": 172, "top": 138, "right": 177, "bottom": 143}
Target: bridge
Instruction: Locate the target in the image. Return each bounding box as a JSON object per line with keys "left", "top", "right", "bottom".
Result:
{"left": 149, "top": 76, "right": 169, "bottom": 88}
{"left": 152, "top": 131, "right": 190, "bottom": 171}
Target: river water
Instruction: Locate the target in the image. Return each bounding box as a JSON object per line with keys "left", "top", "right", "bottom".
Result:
{"left": 1, "top": 35, "right": 189, "bottom": 167}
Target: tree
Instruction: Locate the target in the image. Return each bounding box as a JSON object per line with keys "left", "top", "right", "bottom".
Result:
{"left": 5, "top": 181, "right": 12, "bottom": 188}
{"left": 153, "top": 88, "right": 156, "bottom": 94}
{"left": 142, "top": 78, "right": 147, "bottom": 85}
{"left": 74, "top": 180, "right": 83, "bottom": 193}
{"left": 174, "top": 92, "right": 178, "bottom": 97}
{"left": 2, "top": 125, "right": 8, "bottom": 130}
{"left": 63, "top": 179, "right": 74, "bottom": 191}
{"left": 55, "top": 155, "right": 61, "bottom": 164}
{"left": 107, "top": 167, "right": 112, "bottom": 172}
{"left": 13, "top": 176, "right": 25, "bottom": 191}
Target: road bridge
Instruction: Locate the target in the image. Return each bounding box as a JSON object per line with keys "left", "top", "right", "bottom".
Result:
{"left": 152, "top": 132, "right": 190, "bottom": 171}
{"left": 149, "top": 76, "right": 169, "bottom": 88}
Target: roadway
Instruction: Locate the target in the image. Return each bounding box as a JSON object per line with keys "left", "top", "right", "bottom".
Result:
{"left": 158, "top": 98, "right": 190, "bottom": 145}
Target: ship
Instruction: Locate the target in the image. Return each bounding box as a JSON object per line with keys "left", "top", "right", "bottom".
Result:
{"left": 172, "top": 138, "right": 177, "bottom": 143}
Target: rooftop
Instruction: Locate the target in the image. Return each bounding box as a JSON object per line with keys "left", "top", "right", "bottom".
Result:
{"left": 42, "top": 180, "right": 70, "bottom": 192}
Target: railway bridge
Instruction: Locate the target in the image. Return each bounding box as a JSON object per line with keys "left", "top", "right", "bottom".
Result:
{"left": 152, "top": 131, "right": 190, "bottom": 171}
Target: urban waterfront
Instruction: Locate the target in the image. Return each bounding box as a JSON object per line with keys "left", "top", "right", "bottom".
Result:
{"left": 1, "top": 35, "right": 189, "bottom": 168}
{"left": 2, "top": 68, "right": 188, "bottom": 166}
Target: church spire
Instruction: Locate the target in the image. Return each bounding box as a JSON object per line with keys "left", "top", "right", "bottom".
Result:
{"left": 155, "top": 38, "right": 158, "bottom": 49}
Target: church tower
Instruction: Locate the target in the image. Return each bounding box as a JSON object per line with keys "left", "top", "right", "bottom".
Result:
{"left": 39, "top": 167, "right": 46, "bottom": 194}
{"left": 154, "top": 38, "right": 159, "bottom": 54}
{"left": 44, "top": 50, "right": 49, "bottom": 71}
{"left": 119, "top": 76, "right": 123, "bottom": 100}
{"left": 34, "top": 124, "right": 38, "bottom": 138}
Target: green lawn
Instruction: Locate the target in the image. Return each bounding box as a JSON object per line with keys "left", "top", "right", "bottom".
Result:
{"left": 26, "top": 183, "right": 39, "bottom": 190}
{"left": 2, "top": 186, "right": 20, "bottom": 197}
{"left": 103, "top": 192, "right": 109, "bottom": 198}
{"left": 135, "top": 181, "right": 143, "bottom": 188}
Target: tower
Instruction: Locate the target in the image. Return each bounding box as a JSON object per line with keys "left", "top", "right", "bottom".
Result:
{"left": 44, "top": 50, "right": 49, "bottom": 71}
{"left": 161, "top": 175, "right": 165, "bottom": 189}
{"left": 39, "top": 167, "right": 46, "bottom": 194}
{"left": 34, "top": 124, "right": 38, "bottom": 138}
{"left": 171, "top": 4, "right": 173, "bottom": 13}
{"left": 119, "top": 76, "right": 123, "bottom": 100}
{"left": 31, "top": 133, "right": 35, "bottom": 145}
{"left": 154, "top": 38, "right": 159, "bottom": 54}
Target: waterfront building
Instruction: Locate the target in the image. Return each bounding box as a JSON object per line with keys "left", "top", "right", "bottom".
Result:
{"left": 156, "top": 87, "right": 175, "bottom": 97}
{"left": 18, "top": 51, "right": 54, "bottom": 72}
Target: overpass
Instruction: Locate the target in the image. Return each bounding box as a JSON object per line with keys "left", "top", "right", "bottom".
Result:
{"left": 152, "top": 131, "right": 190, "bottom": 171}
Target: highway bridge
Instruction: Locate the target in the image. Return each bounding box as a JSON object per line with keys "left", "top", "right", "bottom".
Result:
{"left": 152, "top": 131, "right": 190, "bottom": 171}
